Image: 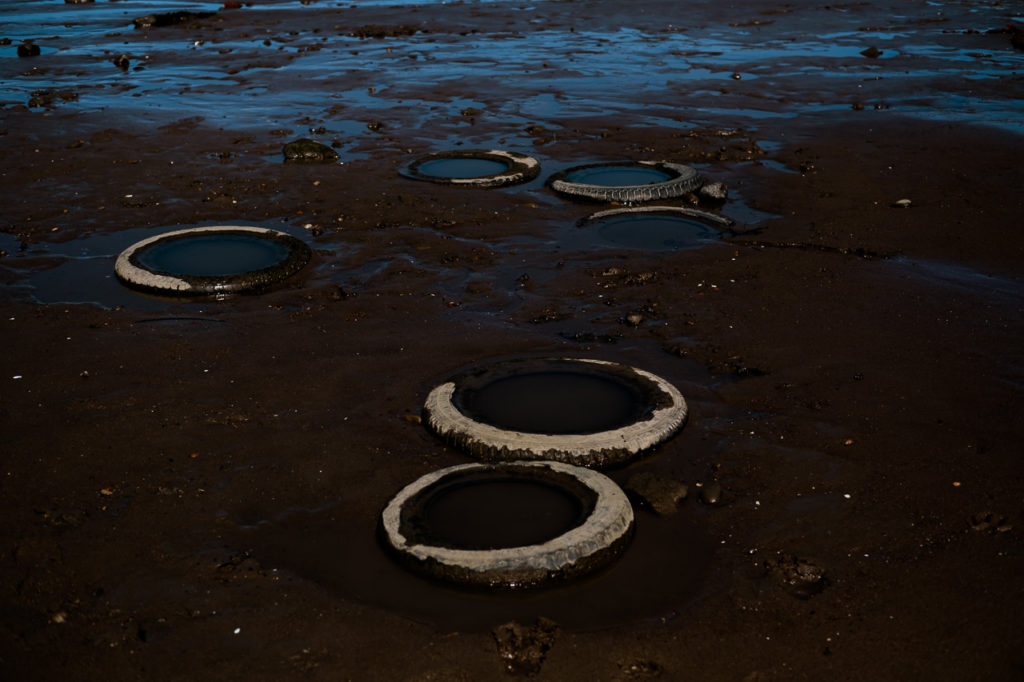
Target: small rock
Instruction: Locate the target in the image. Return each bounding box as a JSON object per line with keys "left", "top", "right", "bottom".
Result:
{"left": 133, "top": 11, "right": 215, "bottom": 29}
{"left": 283, "top": 138, "right": 339, "bottom": 163}
{"left": 700, "top": 480, "right": 723, "bottom": 505}
{"left": 112, "top": 54, "right": 130, "bottom": 70}
{"left": 624, "top": 312, "right": 644, "bottom": 327}
{"left": 969, "top": 511, "right": 1012, "bottom": 533}
{"left": 892, "top": 198, "right": 912, "bottom": 208}
{"left": 763, "top": 554, "right": 828, "bottom": 598}
{"left": 492, "top": 617, "right": 559, "bottom": 676}
{"left": 625, "top": 472, "right": 688, "bottom": 515}
{"left": 17, "top": 42, "right": 40, "bottom": 57}
{"left": 860, "top": 46, "right": 883, "bottom": 58}
{"left": 699, "top": 181, "right": 729, "bottom": 202}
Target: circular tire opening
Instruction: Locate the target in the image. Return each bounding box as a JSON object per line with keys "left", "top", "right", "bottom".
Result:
{"left": 424, "top": 358, "right": 688, "bottom": 468}
{"left": 579, "top": 206, "right": 735, "bottom": 252}
{"left": 115, "top": 226, "right": 311, "bottom": 296}
{"left": 401, "top": 149, "right": 540, "bottom": 187}
{"left": 381, "top": 461, "right": 634, "bottom": 589}
{"left": 547, "top": 161, "right": 703, "bottom": 202}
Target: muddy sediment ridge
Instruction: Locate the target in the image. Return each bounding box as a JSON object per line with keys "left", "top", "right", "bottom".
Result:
{"left": 2, "top": 0, "right": 1023, "bottom": 680}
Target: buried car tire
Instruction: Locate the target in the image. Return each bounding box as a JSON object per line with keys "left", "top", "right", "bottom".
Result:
{"left": 115, "top": 225, "right": 311, "bottom": 296}
{"left": 423, "top": 357, "right": 688, "bottom": 469}
{"left": 380, "top": 460, "right": 635, "bottom": 589}
{"left": 547, "top": 161, "right": 703, "bottom": 202}
{"left": 400, "top": 149, "right": 540, "bottom": 187}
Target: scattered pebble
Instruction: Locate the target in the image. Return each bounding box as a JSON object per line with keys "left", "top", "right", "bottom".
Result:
{"left": 969, "top": 511, "right": 1012, "bottom": 533}
{"left": 763, "top": 554, "right": 828, "bottom": 598}
{"left": 493, "top": 617, "right": 558, "bottom": 676}
{"left": 699, "top": 181, "right": 729, "bottom": 202}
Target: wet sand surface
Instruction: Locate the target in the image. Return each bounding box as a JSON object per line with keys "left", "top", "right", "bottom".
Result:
{"left": 2, "top": 0, "right": 1023, "bottom": 679}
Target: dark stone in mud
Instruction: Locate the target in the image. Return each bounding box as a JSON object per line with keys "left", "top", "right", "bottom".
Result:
{"left": 625, "top": 472, "right": 688, "bottom": 515}
{"left": 969, "top": 511, "right": 1012, "bottom": 533}
{"left": 112, "top": 54, "right": 130, "bottom": 70}
{"left": 17, "top": 42, "right": 40, "bottom": 58}
{"left": 283, "top": 138, "right": 339, "bottom": 163}
{"left": 133, "top": 11, "right": 216, "bottom": 29}
{"left": 65, "top": 0, "right": 95, "bottom": 4}
{"left": 348, "top": 24, "right": 420, "bottom": 39}
{"left": 28, "top": 89, "right": 79, "bottom": 109}
{"left": 860, "top": 46, "right": 883, "bottom": 59}
{"left": 763, "top": 554, "right": 828, "bottom": 599}
{"left": 493, "top": 617, "right": 559, "bottom": 676}
{"left": 699, "top": 181, "right": 729, "bottom": 202}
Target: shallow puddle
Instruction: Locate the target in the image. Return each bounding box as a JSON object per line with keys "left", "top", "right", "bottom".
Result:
{"left": 415, "top": 157, "right": 510, "bottom": 180}
{"left": 2, "top": 0, "right": 1020, "bottom": 144}
{"left": 589, "top": 212, "right": 722, "bottom": 252}
{"left": 235, "top": 500, "right": 714, "bottom": 632}
{"left": 132, "top": 232, "right": 293, "bottom": 277}
{"left": 561, "top": 165, "right": 675, "bottom": 187}
{"left": 455, "top": 370, "right": 648, "bottom": 435}
{"left": 413, "top": 477, "right": 588, "bottom": 550}
{"left": 0, "top": 222, "right": 315, "bottom": 308}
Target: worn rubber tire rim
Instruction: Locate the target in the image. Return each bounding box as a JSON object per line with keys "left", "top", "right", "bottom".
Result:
{"left": 547, "top": 161, "right": 703, "bottom": 202}
{"left": 423, "top": 357, "right": 688, "bottom": 468}
{"left": 401, "top": 149, "right": 540, "bottom": 187}
{"left": 579, "top": 205, "right": 736, "bottom": 229}
{"left": 380, "top": 460, "right": 635, "bottom": 589}
{"left": 115, "top": 225, "right": 311, "bottom": 296}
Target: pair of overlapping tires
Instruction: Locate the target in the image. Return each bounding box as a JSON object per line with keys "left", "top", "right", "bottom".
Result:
{"left": 381, "top": 357, "right": 688, "bottom": 590}
{"left": 402, "top": 148, "right": 705, "bottom": 203}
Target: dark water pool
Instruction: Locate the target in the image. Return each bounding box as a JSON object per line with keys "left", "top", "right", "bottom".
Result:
{"left": 415, "top": 477, "right": 588, "bottom": 549}
{"left": 456, "top": 370, "right": 648, "bottom": 435}
{"left": 415, "top": 157, "right": 510, "bottom": 179}
{"left": 134, "top": 233, "right": 293, "bottom": 277}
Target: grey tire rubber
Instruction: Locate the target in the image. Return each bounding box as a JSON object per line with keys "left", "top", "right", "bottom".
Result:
{"left": 115, "top": 225, "right": 311, "bottom": 296}
{"left": 423, "top": 358, "right": 688, "bottom": 468}
{"left": 547, "top": 161, "right": 703, "bottom": 202}
{"left": 380, "top": 460, "right": 635, "bottom": 589}
{"left": 580, "top": 205, "right": 736, "bottom": 229}
{"left": 400, "top": 149, "right": 540, "bottom": 187}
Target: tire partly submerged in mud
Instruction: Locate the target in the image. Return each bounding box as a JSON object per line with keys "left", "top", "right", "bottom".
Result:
{"left": 400, "top": 149, "right": 540, "bottom": 188}
{"left": 380, "top": 460, "right": 635, "bottom": 589}
{"left": 547, "top": 161, "right": 703, "bottom": 202}
{"left": 423, "top": 357, "right": 688, "bottom": 469}
{"left": 115, "top": 225, "right": 311, "bottom": 296}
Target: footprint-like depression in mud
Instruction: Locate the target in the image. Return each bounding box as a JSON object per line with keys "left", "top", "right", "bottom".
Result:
{"left": 381, "top": 460, "right": 634, "bottom": 590}
{"left": 423, "top": 357, "right": 688, "bottom": 468}
{"left": 115, "top": 225, "right": 311, "bottom": 296}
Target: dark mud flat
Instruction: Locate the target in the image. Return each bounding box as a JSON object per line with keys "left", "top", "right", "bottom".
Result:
{"left": 1, "top": 0, "right": 1023, "bottom": 680}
